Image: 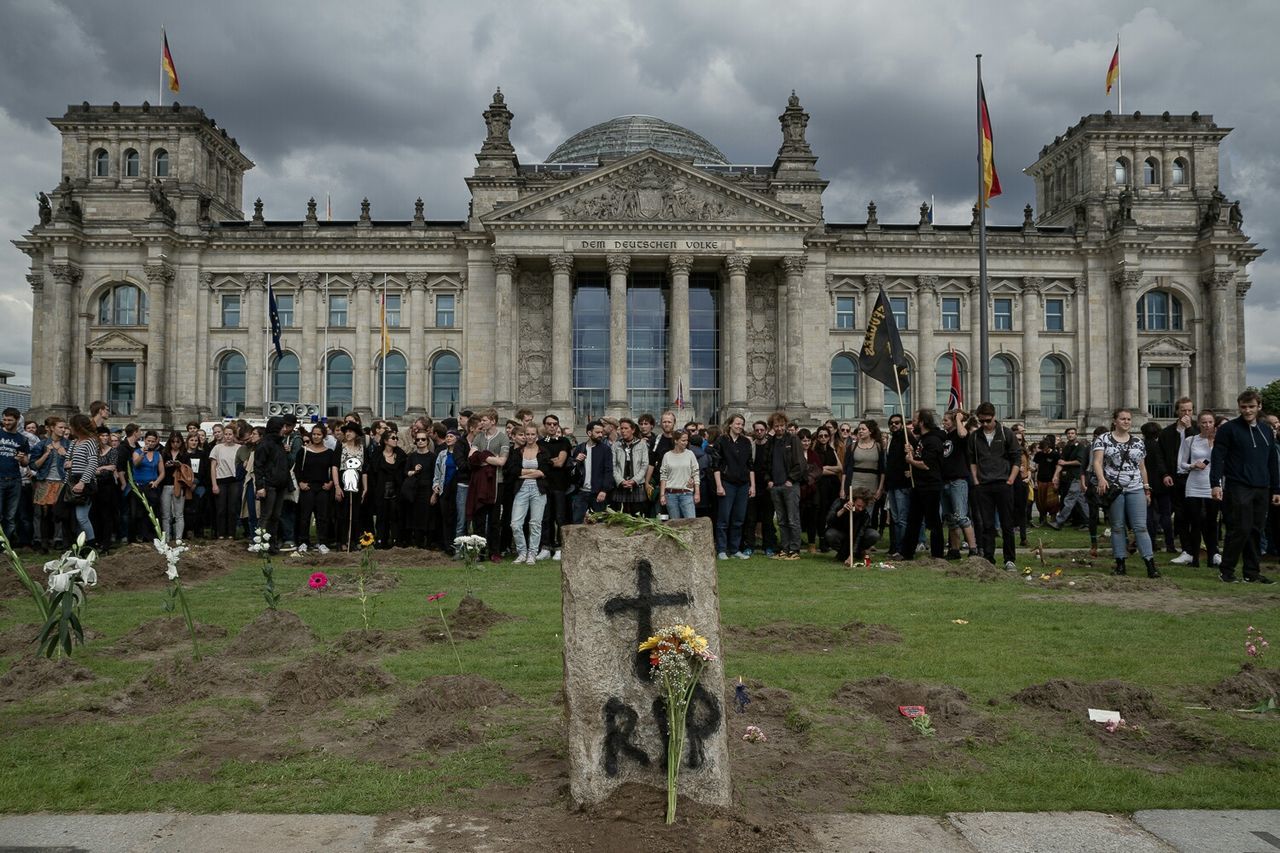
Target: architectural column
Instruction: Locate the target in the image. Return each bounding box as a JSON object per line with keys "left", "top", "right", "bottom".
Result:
{"left": 196, "top": 272, "right": 212, "bottom": 411}
{"left": 916, "top": 275, "right": 938, "bottom": 411}
{"left": 352, "top": 272, "right": 373, "bottom": 413}
{"left": 968, "top": 275, "right": 983, "bottom": 403}
{"left": 607, "top": 253, "right": 630, "bottom": 411}
{"left": 299, "top": 272, "right": 320, "bottom": 405}
{"left": 1021, "top": 276, "right": 1043, "bottom": 419}
{"left": 724, "top": 254, "right": 750, "bottom": 408}
{"left": 1235, "top": 281, "right": 1250, "bottom": 393}
{"left": 1116, "top": 269, "right": 1142, "bottom": 411}
{"left": 1138, "top": 356, "right": 1150, "bottom": 417}
{"left": 26, "top": 274, "right": 44, "bottom": 408}
{"left": 864, "top": 274, "right": 886, "bottom": 414}
{"left": 1179, "top": 361, "right": 1191, "bottom": 401}
{"left": 548, "top": 254, "right": 574, "bottom": 410}
{"left": 668, "top": 255, "right": 693, "bottom": 406}
{"left": 407, "top": 272, "right": 428, "bottom": 415}
{"left": 244, "top": 272, "right": 266, "bottom": 415}
{"left": 781, "top": 255, "right": 807, "bottom": 410}
{"left": 493, "top": 254, "right": 517, "bottom": 407}
{"left": 1210, "top": 270, "right": 1234, "bottom": 410}
{"left": 48, "top": 263, "right": 81, "bottom": 411}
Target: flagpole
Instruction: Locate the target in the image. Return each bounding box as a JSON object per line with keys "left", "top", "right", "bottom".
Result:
{"left": 159, "top": 27, "right": 165, "bottom": 107}
{"left": 976, "top": 54, "right": 991, "bottom": 405}
{"left": 380, "top": 273, "right": 387, "bottom": 420}
{"left": 322, "top": 272, "right": 329, "bottom": 418}
{"left": 265, "top": 273, "right": 272, "bottom": 414}
{"left": 1116, "top": 33, "right": 1123, "bottom": 114}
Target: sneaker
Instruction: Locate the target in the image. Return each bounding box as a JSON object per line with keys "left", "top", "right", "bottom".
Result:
{"left": 1004, "top": 560, "right": 1018, "bottom": 572}
{"left": 946, "top": 548, "right": 961, "bottom": 560}
{"left": 296, "top": 543, "right": 308, "bottom": 553}
{"left": 734, "top": 551, "right": 751, "bottom": 560}
{"left": 1219, "top": 573, "right": 1240, "bottom": 583}
{"left": 764, "top": 549, "right": 777, "bottom": 558}
{"left": 513, "top": 552, "right": 527, "bottom": 564}
{"left": 741, "top": 548, "right": 754, "bottom": 557}
{"left": 1170, "top": 551, "right": 1195, "bottom": 565}
{"left": 1212, "top": 553, "right": 1222, "bottom": 567}
{"left": 717, "top": 552, "right": 729, "bottom": 560}
{"left": 281, "top": 542, "right": 296, "bottom": 552}
{"left": 1245, "top": 574, "right": 1275, "bottom": 584}
{"left": 536, "top": 549, "right": 551, "bottom": 561}
{"left": 1045, "top": 518, "right": 1062, "bottom": 531}
{"left": 316, "top": 544, "right": 329, "bottom": 555}
{"left": 552, "top": 550, "right": 562, "bottom": 561}
{"left": 769, "top": 551, "right": 785, "bottom": 560}
{"left": 787, "top": 551, "right": 801, "bottom": 560}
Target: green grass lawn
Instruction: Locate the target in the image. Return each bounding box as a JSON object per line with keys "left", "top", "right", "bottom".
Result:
{"left": 1, "top": 526, "right": 1278, "bottom": 816}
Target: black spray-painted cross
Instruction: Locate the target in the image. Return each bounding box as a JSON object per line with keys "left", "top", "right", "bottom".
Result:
{"left": 604, "top": 558, "right": 691, "bottom": 681}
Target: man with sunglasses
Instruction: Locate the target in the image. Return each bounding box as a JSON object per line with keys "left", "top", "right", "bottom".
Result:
{"left": 967, "top": 402, "right": 1022, "bottom": 571}
{"left": 537, "top": 414, "right": 571, "bottom": 560}
{"left": 883, "top": 414, "right": 911, "bottom": 557}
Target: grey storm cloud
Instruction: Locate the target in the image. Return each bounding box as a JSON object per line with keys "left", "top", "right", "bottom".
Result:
{"left": 3, "top": 0, "right": 1280, "bottom": 385}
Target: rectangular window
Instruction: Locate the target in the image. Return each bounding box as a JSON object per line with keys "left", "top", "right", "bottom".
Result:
{"left": 890, "top": 296, "right": 909, "bottom": 330}
{"left": 383, "top": 293, "right": 401, "bottom": 328}
{"left": 572, "top": 273, "right": 609, "bottom": 424}
{"left": 835, "top": 295, "right": 855, "bottom": 329}
{"left": 328, "top": 293, "right": 349, "bottom": 327}
{"left": 1044, "top": 298, "right": 1064, "bottom": 332}
{"left": 688, "top": 273, "right": 720, "bottom": 423}
{"left": 107, "top": 362, "right": 136, "bottom": 416}
{"left": 627, "top": 272, "right": 667, "bottom": 415}
{"left": 1147, "top": 366, "right": 1176, "bottom": 419}
{"left": 221, "top": 294, "right": 241, "bottom": 328}
{"left": 435, "top": 294, "right": 456, "bottom": 328}
{"left": 941, "top": 297, "right": 961, "bottom": 331}
{"left": 274, "top": 294, "right": 294, "bottom": 327}
{"left": 993, "top": 298, "right": 1013, "bottom": 331}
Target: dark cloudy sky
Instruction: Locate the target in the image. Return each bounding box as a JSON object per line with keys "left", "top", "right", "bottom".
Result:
{"left": 2, "top": 0, "right": 1278, "bottom": 388}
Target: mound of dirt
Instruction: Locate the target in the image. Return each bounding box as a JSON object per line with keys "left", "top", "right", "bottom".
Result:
{"left": 419, "top": 595, "right": 514, "bottom": 642}
{"left": 109, "top": 656, "right": 263, "bottom": 716}
{"left": 97, "top": 541, "right": 241, "bottom": 593}
{"left": 331, "top": 628, "right": 402, "bottom": 655}
{"left": 1203, "top": 664, "right": 1280, "bottom": 710}
{"left": 1024, "top": 588, "right": 1280, "bottom": 615}
{"left": 268, "top": 652, "right": 395, "bottom": 709}
{"left": 834, "top": 675, "right": 991, "bottom": 741}
{"left": 110, "top": 617, "right": 228, "bottom": 656}
{"left": 0, "top": 656, "right": 95, "bottom": 702}
{"left": 290, "top": 547, "right": 456, "bottom": 570}
{"left": 724, "top": 621, "right": 900, "bottom": 654}
{"left": 224, "top": 609, "right": 316, "bottom": 657}
{"left": 357, "top": 674, "right": 523, "bottom": 763}
{"left": 1012, "top": 679, "right": 1165, "bottom": 721}
{"left": 0, "top": 623, "right": 41, "bottom": 657}
{"left": 300, "top": 570, "right": 400, "bottom": 596}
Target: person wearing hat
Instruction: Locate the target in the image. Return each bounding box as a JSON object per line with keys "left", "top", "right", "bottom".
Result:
{"left": 334, "top": 420, "right": 367, "bottom": 550}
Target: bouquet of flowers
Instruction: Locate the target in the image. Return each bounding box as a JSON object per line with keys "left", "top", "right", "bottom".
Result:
{"left": 638, "top": 624, "right": 717, "bottom": 824}
{"left": 453, "top": 534, "right": 488, "bottom": 594}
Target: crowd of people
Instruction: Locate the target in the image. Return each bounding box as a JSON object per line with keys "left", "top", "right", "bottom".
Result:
{"left": 0, "top": 389, "right": 1275, "bottom": 584}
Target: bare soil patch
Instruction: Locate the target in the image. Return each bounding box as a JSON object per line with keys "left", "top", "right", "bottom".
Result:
{"left": 104, "top": 656, "right": 263, "bottom": 716}
{"left": 110, "top": 617, "right": 228, "bottom": 656}
{"left": 0, "top": 656, "right": 95, "bottom": 702}
{"left": 723, "top": 620, "right": 900, "bottom": 654}
{"left": 1203, "top": 663, "right": 1280, "bottom": 710}
{"left": 290, "top": 546, "right": 456, "bottom": 570}
{"left": 223, "top": 609, "right": 317, "bottom": 658}
{"left": 0, "top": 541, "right": 240, "bottom": 599}
{"left": 418, "top": 595, "right": 515, "bottom": 642}
{"left": 356, "top": 674, "right": 523, "bottom": 764}
{"left": 1023, "top": 588, "right": 1274, "bottom": 615}
{"left": 267, "top": 651, "right": 395, "bottom": 709}
{"left": 835, "top": 675, "right": 995, "bottom": 745}
{"left": 300, "top": 569, "right": 400, "bottom": 596}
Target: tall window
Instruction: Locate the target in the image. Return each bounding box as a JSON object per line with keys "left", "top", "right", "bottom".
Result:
{"left": 835, "top": 295, "right": 855, "bottom": 329}
{"left": 221, "top": 293, "right": 241, "bottom": 328}
{"left": 1114, "top": 157, "right": 1129, "bottom": 185}
{"left": 124, "top": 149, "right": 140, "bottom": 177}
{"left": 1040, "top": 356, "right": 1068, "bottom": 419}
{"left": 107, "top": 362, "right": 136, "bottom": 416}
{"left": 218, "top": 352, "right": 247, "bottom": 418}
{"left": 94, "top": 148, "right": 109, "bottom": 177}
{"left": 627, "top": 272, "right": 667, "bottom": 415}
{"left": 889, "top": 296, "right": 909, "bottom": 330}
{"left": 153, "top": 149, "right": 169, "bottom": 177}
{"left": 1044, "top": 298, "right": 1065, "bottom": 332}
{"left": 935, "top": 353, "right": 966, "bottom": 411}
{"left": 274, "top": 293, "right": 294, "bottom": 327}
{"left": 993, "top": 298, "right": 1013, "bottom": 331}
{"left": 884, "top": 365, "right": 912, "bottom": 417}
{"left": 271, "top": 352, "right": 299, "bottom": 402}
{"left": 1147, "top": 367, "right": 1176, "bottom": 418}
{"left": 990, "top": 355, "right": 1017, "bottom": 420}
{"left": 377, "top": 352, "right": 407, "bottom": 417}
{"left": 688, "top": 274, "right": 720, "bottom": 422}
{"left": 831, "top": 354, "right": 859, "bottom": 419}
{"left": 97, "top": 284, "right": 148, "bottom": 325}
{"left": 1137, "top": 291, "right": 1183, "bottom": 331}
{"left": 941, "top": 297, "right": 961, "bottom": 331}
{"left": 430, "top": 352, "right": 460, "bottom": 418}
{"left": 572, "top": 273, "right": 609, "bottom": 424}
{"left": 383, "top": 293, "right": 402, "bottom": 327}
{"left": 328, "top": 293, "right": 349, "bottom": 327}
{"left": 1171, "top": 158, "right": 1187, "bottom": 186}
{"left": 435, "top": 293, "right": 456, "bottom": 328}
{"left": 325, "top": 352, "right": 353, "bottom": 418}
{"left": 1143, "top": 157, "right": 1159, "bottom": 185}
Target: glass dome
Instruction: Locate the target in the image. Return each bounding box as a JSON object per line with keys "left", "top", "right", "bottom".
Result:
{"left": 545, "top": 115, "right": 728, "bottom": 164}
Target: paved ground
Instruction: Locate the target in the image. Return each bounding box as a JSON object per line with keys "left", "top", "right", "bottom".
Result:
{"left": 2, "top": 809, "right": 1279, "bottom": 852}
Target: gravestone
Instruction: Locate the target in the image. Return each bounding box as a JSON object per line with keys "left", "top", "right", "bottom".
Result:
{"left": 561, "top": 516, "right": 731, "bottom": 807}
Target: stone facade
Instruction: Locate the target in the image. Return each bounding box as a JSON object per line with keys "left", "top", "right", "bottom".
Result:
{"left": 14, "top": 95, "right": 1263, "bottom": 430}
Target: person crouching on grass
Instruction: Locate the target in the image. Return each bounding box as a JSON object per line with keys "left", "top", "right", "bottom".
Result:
{"left": 826, "top": 487, "right": 879, "bottom": 566}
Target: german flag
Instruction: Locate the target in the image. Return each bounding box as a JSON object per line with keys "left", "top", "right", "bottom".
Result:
{"left": 162, "top": 30, "right": 180, "bottom": 93}
{"left": 1105, "top": 44, "right": 1120, "bottom": 94}
{"left": 979, "top": 79, "right": 1001, "bottom": 206}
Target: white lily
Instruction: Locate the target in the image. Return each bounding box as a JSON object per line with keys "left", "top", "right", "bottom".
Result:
{"left": 75, "top": 531, "right": 87, "bottom": 549}
{"left": 48, "top": 572, "right": 73, "bottom": 593}
{"left": 165, "top": 563, "right": 179, "bottom": 581}
{"left": 80, "top": 566, "right": 97, "bottom": 586}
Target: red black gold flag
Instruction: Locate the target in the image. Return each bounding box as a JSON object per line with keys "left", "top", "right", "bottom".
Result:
{"left": 1105, "top": 44, "right": 1120, "bottom": 94}
{"left": 162, "top": 30, "right": 180, "bottom": 93}
{"left": 979, "top": 79, "right": 1001, "bottom": 206}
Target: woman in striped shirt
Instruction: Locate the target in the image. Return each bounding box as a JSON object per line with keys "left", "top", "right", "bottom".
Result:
{"left": 65, "top": 414, "right": 100, "bottom": 546}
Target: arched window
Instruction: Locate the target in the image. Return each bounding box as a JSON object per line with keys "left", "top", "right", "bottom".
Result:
{"left": 1137, "top": 290, "right": 1184, "bottom": 331}
{"left": 94, "top": 148, "right": 110, "bottom": 177}
{"left": 831, "top": 354, "right": 859, "bottom": 419}
{"left": 123, "top": 149, "right": 140, "bottom": 178}
{"left": 1142, "top": 157, "right": 1159, "bottom": 186}
{"left": 325, "top": 352, "right": 353, "bottom": 418}
{"left": 884, "top": 363, "right": 913, "bottom": 417}
{"left": 271, "top": 352, "right": 299, "bottom": 402}
{"left": 218, "top": 352, "right": 247, "bottom": 418}
{"left": 990, "top": 355, "right": 1017, "bottom": 420}
{"left": 1040, "top": 356, "right": 1068, "bottom": 420}
{"left": 430, "top": 352, "right": 461, "bottom": 418}
{"left": 96, "top": 284, "right": 149, "bottom": 326}
{"left": 1114, "top": 157, "right": 1129, "bottom": 185}
{"left": 935, "top": 353, "right": 967, "bottom": 412}
{"left": 377, "top": 351, "right": 407, "bottom": 417}
{"left": 153, "top": 148, "right": 169, "bottom": 177}
{"left": 1171, "top": 158, "right": 1187, "bottom": 185}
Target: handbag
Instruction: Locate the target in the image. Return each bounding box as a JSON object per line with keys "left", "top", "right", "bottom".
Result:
{"left": 60, "top": 477, "right": 97, "bottom": 507}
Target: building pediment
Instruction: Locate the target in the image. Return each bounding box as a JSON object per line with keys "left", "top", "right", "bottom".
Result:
{"left": 1139, "top": 335, "right": 1195, "bottom": 359}
{"left": 482, "top": 150, "right": 816, "bottom": 229}
{"left": 87, "top": 330, "right": 146, "bottom": 358}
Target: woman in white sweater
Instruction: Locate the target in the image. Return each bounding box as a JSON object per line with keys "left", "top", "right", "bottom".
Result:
{"left": 659, "top": 431, "right": 700, "bottom": 520}
{"left": 1177, "top": 410, "right": 1220, "bottom": 569}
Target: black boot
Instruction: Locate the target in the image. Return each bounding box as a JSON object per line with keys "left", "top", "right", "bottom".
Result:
{"left": 1113, "top": 558, "right": 1127, "bottom": 576}
{"left": 1144, "top": 557, "right": 1161, "bottom": 579}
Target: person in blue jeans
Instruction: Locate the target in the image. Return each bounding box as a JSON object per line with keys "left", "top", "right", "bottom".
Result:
{"left": 712, "top": 414, "right": 755, "bottom": 559}
{"left": 0, "top": 406, "right": 29, "bottom": 543}
{"left": 1092, "top": 408, "right": 1160, "bottom": 579}
{"left": 659, "top": 431, "right": 700, "bottom": 520}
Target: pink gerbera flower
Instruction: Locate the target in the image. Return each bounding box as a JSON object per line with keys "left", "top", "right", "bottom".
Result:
{"left": 427, "top": 591, "right": 447, "bottom": 603}
{"left": 309, "top": 571, "right": 329, "bottom": 590}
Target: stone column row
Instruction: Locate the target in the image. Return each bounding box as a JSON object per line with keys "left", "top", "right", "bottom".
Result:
{"left": 1116, "top": 269, "right": 1142, "bottom": 412}
{"left": 1021, "top": 277, "right": 1043, "bottom": 419}
{"left": 607, "top": 253, "right": 631, "bottom": 412}
{"left": 493, "top": 254, "right": 517, "bottom": 407}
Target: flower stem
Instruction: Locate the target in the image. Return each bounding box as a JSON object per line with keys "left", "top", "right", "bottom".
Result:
{"left": 437, "top": 604, "right": 462, "bottom": 674}
{"left": 173, "top": 581, "right": 200, "bottom": 660}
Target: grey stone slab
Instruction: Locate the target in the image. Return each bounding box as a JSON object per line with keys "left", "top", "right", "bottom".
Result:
{"left": 947, "top": 811, "right": 1174, "bottom": 853}
{"left": 0, "top": 814, "right": 176, "bottom": 853}
{"left": 146, "top": 814, "right": 377, "bottom": 852}
{"left": 807, "top": 814, "right": 979, "bottom": 852}
{"left": 1133, "top": 809, "right": 1280, "bottom": 853}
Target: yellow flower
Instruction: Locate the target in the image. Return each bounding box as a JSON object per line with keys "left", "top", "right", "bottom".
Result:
{"left": 951, "top": 619, "right": 969, "bottom": 625}
{"left": 638, "top": 635, "right": 662, "bottom": 652}
{"left": 359, "top": 532, "right": 375, "bottom": 547}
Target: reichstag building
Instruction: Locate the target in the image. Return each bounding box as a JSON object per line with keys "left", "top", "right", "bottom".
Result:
{"left": 16, "top": 90, "right": 1261, "bottom": 429}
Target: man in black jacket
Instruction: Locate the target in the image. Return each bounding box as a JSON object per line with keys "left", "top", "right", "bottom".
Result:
{"left": 764, "top": 411, "right": 807, "bottom": 560}
{"left": 1211, "top": 389, "right": 1280, "bottom": 583}
{"left": 967, "top": 402, "right": 1022, "bottom": 571}
{"left": 569, "top": 420, "right": 615, "bottom": 524}
{"left": 254, "top": 417, "right": 293, "bottom": 555}
{"left": 1159, "top": 397, "right": 1200, "bottom": 564}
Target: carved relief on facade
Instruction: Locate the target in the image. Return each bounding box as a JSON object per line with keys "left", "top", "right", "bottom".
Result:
{"left": 562, "top": 163, "right": 733, "bottom": 222}
{"left": 516, "top": 269, "right": 552, "bottom": 403}
{"left": 745, "top": 270, "right": 778, "bottom": 405}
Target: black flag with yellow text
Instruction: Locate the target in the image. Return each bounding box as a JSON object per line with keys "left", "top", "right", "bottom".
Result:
{"left": 859, "top": 287, "right": 910, "bottom": 391}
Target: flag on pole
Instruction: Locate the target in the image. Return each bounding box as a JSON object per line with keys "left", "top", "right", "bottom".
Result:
{"left": 858, "top": 287, "right": 910, "bottom": 391}
{"left": 947, "top": 347, "right": 964, "bottom": 410}
{"left": 161, "top": 30, "right": 180, "bottom": 93}
{"left": 1105, "top": 43, "right": 1120, "bottom": 94}
{"left": 380, "top": 291, "right": 390, "bottom": 358}
{"left": 267, "top": 278, "right": 283, "bottom": 359}
{"left": 979, "top": 78, "right": 1002, "bottom": 206}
